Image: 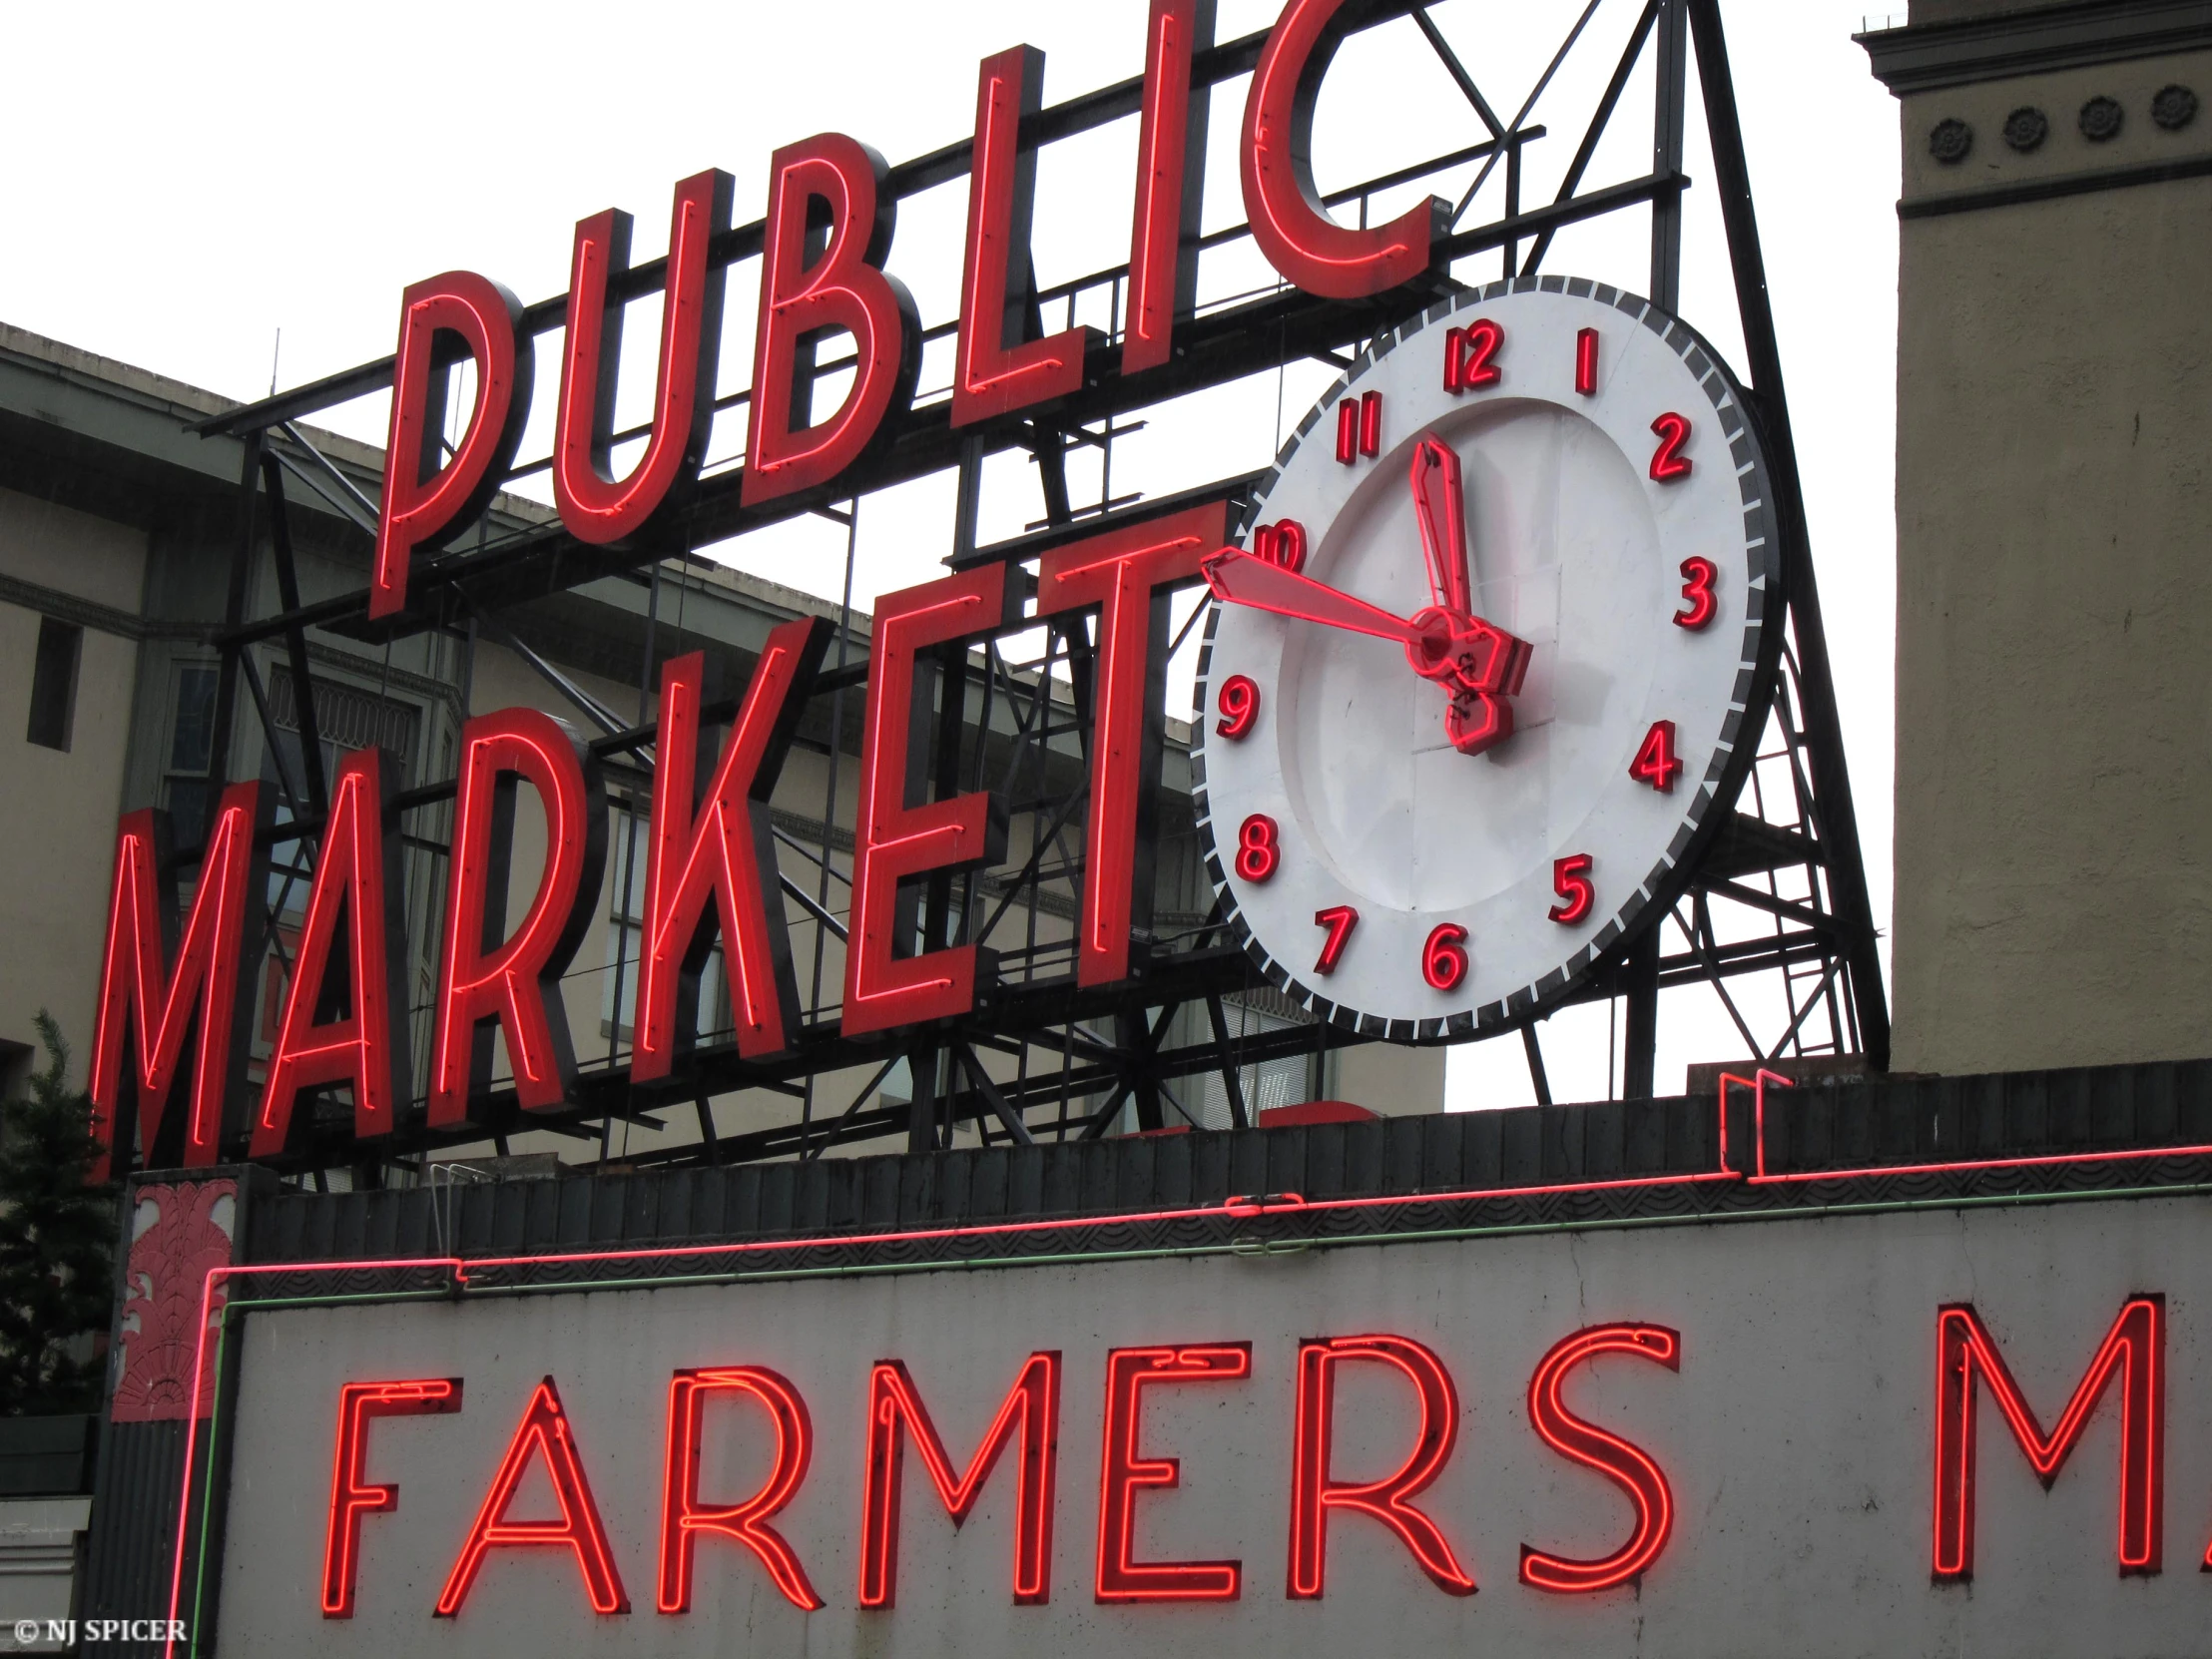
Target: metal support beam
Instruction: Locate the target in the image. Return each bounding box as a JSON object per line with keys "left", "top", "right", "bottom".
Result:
{"left": 1621, "top": 924, "right": 1661, "bottom": 1100}
{"left": 1687, "top": 0, "right": 1891, "bottom": 1069}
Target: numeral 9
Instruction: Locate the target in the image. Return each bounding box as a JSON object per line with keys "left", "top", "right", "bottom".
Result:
{"left": 1215, "top": 674, "right": 1260, "bottom": 740}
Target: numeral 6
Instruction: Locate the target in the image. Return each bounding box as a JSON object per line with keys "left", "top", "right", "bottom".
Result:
{"left": 1421, "top": 923, "right": 1468, "bottom": 991}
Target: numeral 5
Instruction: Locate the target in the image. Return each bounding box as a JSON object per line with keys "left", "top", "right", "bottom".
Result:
{"left": 1549, "top": 854, "right": 1594, "bottom": 925}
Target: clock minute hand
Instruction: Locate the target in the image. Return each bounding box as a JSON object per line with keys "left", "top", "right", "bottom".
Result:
{"left": 1410, "top": 435, "right": 1473, "bottom": 617}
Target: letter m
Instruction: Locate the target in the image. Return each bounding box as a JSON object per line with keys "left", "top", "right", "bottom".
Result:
{"left": 1934, "top": 1297, "right": 2163, "bottom": 1579}
{"left": 858, "top": 1353, "right": 1059, "bottom": 1606}
{"left": 87, "top": 785, "right": 262, "bottom": 1180}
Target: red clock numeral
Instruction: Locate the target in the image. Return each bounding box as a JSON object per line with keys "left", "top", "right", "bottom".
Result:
{"left": 1443, "top": 318, "right": 1503, "bottom": 393}
{"left": 1674, "top": 556, "right": 1717, "bottom": 630}
{"left": 1549, "top": 854, "right": 1594, "bottom": 925}
{"left": 1234, "top": 814, "right": 1280, "bottom": 882}
{"left": 1251, "top": 519, "right": 1307, "bottom": 573}
{"left": 1313, "top": 905, "right": 1359, "bottom": 973}
{"left": 1648, "top": 412, "right": 1692, "bottom": 481}
{"left": 1338, "top": 391, "right": 1382, "bottom": 462}
{"left": 1574, "top": 326, "right": 1599, "bottom": 396}
{"left": 1421, "top": 923, "right": 1469, "bottom": 991}
{"left": 1630, "top": 720, "right": 1682, "bottom": 793}
{"left": 1215, "top": 675, "right": 1260, "bottom": 741}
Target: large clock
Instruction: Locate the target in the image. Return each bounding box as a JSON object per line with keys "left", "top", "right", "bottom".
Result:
{"left": 1193, "top": 276, "right": 1782, "bottom": 1041}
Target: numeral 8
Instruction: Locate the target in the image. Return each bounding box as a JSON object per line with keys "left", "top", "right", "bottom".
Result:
{"left": 1235, "top": 814, "right": 1280, "bottom": 882}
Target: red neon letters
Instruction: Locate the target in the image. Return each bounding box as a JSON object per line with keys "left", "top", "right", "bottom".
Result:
{"left": 1288, "top": 1335, "right": 1475, "bottom": 1598}
{"left": 253, "top": 749, "right": 410, "bottom": 1158}
{"left": 660, "top": 1367, "right": 822, "bottom": 1613}
{"left": 1124, "top": 0, "right": 1214, "bottom": 373}
{"left": 842, "top": 566, "right": 1016, "bottom": 1036}
{"left": 744, "top": 136, "right": 920, "bottom": 507}
{"left": 1235, "top": 814, "right": 1281, "bottom": 882}
{"left": 1574, "top": 326, "right": 1600, "bottom": 396}
{"left": 370, "top": 272, "right": 533, "bottom": 620}
{"left": 1630, "top": 720, "right": 1682, "bottom": 794}
{"left": 322, "top": 1379, "right": 461, "bottom": 1618}
{"left": 1933, "top": 1298, "right": 2164, "bottom": 1580}
{"left": 1444, "top": 319, "right": 1503, "bottom": 393}
{"left": 553, "top": 169, "right": 734, "bottom": 546}
{"left": 1520, "top": 1323, "right": 1681, "bottom": 1594}
{"left": 954, "top": 47, "right": 1097, "bottom": 425}
{"left": 1037, "top": 502, "right": 1226, "bottom": 984}
{"left": 1095, "top": 1344, "right": 1250, "bottom": 1601}
{"left": 635, "top": 622, "right": 830, "bottom": 1076}
{"left": 860, "top": 1354, "right": 1061, "bottom": 1607}
{"left": 437, "top": 1378, "right": 629, "bottom": 1617}
{"left": 88, "top": 783, "right": 262, "bottom": 1180}
{"left": 428, "top": 711, "right": 606, "bottom": 1126}
{"left": 1242, "top": 0, "right": 1445, "bottom": 298}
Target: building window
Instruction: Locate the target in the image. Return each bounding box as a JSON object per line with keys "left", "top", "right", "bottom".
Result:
{"left": 25, "top": 618, "right": 82, "bottom": 752}
{"left": 163, "top": 663, "right": 222, "bottom": 847}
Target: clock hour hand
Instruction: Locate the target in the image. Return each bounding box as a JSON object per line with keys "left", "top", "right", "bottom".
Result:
{"left": 1202, "top": 546, "right": 1431, "bottom": 650}
{"left": 1410, "top": 435, "right": 1473, "bottom": 617}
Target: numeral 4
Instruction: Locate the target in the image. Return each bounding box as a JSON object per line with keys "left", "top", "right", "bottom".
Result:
{"left": 1313, "top": 905, "right": 1358, "bottom": 973}
{"left": 1630, "top": 720, "right": 1682, "bottom": 792}
{"left": 1549, "top": 854, "right": 1594, "bottom": 925}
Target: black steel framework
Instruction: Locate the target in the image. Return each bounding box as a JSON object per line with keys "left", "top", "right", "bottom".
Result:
{"left": 157, "top": 0, "right": 1887, "bottom": 1181}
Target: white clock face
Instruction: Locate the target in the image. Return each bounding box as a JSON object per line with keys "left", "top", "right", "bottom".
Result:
{"left": 1194, "top": 277, "right": 1780, "bottom": 1040}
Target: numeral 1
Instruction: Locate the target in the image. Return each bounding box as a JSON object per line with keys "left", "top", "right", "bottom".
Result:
{"left": 1235, "top": 814, "right": 1280, "bottom": 881}
{"left": 1574, "top": 327, "right": 1598, "bottom": 396}
{"left": 1649, "top": 412, "right": 1692, "bottom": 481}
{"left": 1313, "top": 905, "right": 1359, "bottom": 973}
{"left": 1630, "top": 720, "right": 1682, "bottom": 792}
{"left": 1549, "top": 854, "right": 1594, "bottom": 925}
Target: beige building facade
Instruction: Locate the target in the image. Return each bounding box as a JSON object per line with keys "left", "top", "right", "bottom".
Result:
{"left": 1867, "top": 1, "right": 2212, "bottom": 1074}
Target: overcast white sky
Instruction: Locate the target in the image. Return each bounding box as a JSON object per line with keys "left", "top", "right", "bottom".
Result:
{"left": 0, "top": 0, "right": 1901, "bottom": 1105}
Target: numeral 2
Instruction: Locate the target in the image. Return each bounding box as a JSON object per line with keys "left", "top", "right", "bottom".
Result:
{"left": 1649, "top": 412, "right": 1692, "bottom": 481}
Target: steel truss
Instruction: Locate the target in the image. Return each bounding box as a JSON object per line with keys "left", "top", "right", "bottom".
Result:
{"left": 156, "top": 0, "right": 1886, "bottom": 1181}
